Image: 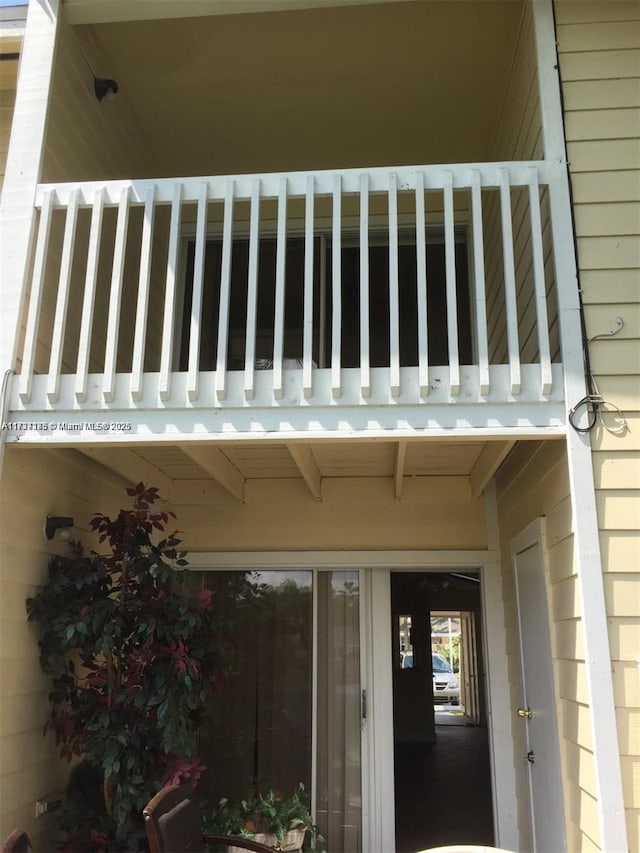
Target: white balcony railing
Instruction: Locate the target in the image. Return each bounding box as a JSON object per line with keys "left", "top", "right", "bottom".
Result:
{"left": 11, "top": 161, "right": 565, "bottom": 437}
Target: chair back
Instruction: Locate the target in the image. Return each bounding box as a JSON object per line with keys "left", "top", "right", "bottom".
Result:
{"left": 143, "top": 785, "right": 205, "bottom": 853}
{"left": 1, "top": 831, "right": 32, "bottom": 853}
{"left": 416, "top": 846, "right": 516, "bottom": 853}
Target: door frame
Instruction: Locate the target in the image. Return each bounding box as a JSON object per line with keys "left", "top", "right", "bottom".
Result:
{"left": 511, "top": 518, "right": 567, "bottom": 852}
{"left": 187, "top": 549, "right": 518, "bottom": 852}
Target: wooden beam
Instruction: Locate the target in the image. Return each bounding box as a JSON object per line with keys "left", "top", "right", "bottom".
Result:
{"left": 77, "top": 447, "right": 172, "bottom": 499}
{"left": 180, "top": 445, "right": 245, "bottom": 502}
{"left": 287, "top": 443, "right": 322, "bottom": 501}
{"left": 394, "top": 440, "right": 407, "bottom": 500}
{"left": 469, "top": 440, "right": 515, "bottom": 500}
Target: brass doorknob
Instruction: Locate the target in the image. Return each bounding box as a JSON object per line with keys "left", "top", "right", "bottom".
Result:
{"left": 517, "top": 707, "right": 532, "bottom": 719}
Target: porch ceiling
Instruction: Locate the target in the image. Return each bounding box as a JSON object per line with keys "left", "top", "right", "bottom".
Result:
{"left": 77, "top": 438, "right": 516, "bottom": 503}
{"left": 78, "top": 0, "right": 525, "bottom": 177}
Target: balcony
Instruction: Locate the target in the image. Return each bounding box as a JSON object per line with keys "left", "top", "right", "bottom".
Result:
{"left": 8, "top": 158, "right": 566, "bottom": 443}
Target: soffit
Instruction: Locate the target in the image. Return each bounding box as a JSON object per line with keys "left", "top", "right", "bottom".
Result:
{"left": 79, "top": 0, "right": 525, "bottom": 175}
{"left": 134, "top": 438, "right": 486, "bottom": 480}
{"left": 76, "top": 437, "right": 517, "bottom": 502}
{"left": 64, "top": 0, "right": 419, "bottom": 25}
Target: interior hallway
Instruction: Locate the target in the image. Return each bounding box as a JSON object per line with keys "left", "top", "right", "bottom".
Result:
{"left": 394, "top": 714, "right": 495, "bottom": 852}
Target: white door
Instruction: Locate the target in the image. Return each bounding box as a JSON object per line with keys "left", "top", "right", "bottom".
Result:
{"left": 513, "top": 524, "right": 567, "bottom": 853}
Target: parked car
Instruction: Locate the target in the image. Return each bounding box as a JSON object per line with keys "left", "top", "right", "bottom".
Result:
{"left": 401, "top": 651, "right": 459, "bottom": 705}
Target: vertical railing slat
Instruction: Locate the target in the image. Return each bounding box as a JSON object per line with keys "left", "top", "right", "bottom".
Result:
{"left": 388, "top": 172, "right": 400, "bottom": 397}
{"left": 131, "top": 185, "right": 156, "bottom": 402}
{"left": 471, "top": 171, "right": 490, "bottom": 396}
{"left": 187, "top": 182, "right": 209, "bottom": 402}
{"left": 19, "top": 189, "right": 54, "bottom": 403}
{"left": 159, "top": 182, "right": 183, "bottom": 401}
{"left": 359, "top": 173, "right": 370, "bottom": 398}
{"left": 47, "top": 188, "right": 79, "bottom": 403}
{"left": 302, "top": 175, "right": 315, "bottom": 398}
{"left": 75, "top": 187, "right": 105, "bottom": 402}
{"left": 272, "top": 177, "right": 287, "bottom": 399}
{"left": 499, "top": 168, "right": 522, "bottom": 395}
{"left": 331, "top": 175, "right": 342, "bottom": 398}
{"left": 443, "top": 171, "right": 460, "bottom": 396}
{"left": 415, "top": 172, "right": 429, "bottom": 396}
{"left": 215, "top": 179, "right": 235, "bottom": 401}
{"left": 528, "top": 167, "right": 553, "bottom": 394}
{"left": 318, "top": 234, "right": 327, "bottom": 371}
{"left": 244, "top": 179, "right": 260, "bottom": 401}
{"left": 103, "top": 187, "right": 131, "bottom": 403}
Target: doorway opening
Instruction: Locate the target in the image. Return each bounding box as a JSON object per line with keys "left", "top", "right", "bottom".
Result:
{"left": 391, "top": 571, "right": 494, "bottom": 852}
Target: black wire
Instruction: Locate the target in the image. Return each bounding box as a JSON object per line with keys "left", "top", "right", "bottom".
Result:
{"left": 551, "top": 0, "right": 600, "bottom": 434}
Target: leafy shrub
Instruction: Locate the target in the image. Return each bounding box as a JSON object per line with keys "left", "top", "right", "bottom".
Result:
{"left": 27, "top": 484, "right": 224, "bottom": 851}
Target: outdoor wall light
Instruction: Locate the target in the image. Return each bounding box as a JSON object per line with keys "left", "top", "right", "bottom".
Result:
{"left": 45, "top": 516, "right": 75, "bottom": 541}
{"left": 94, "top": 77, "right": 119, "bottom": 101}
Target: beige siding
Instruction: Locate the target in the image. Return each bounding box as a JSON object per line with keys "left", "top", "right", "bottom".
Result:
{"left": 171, "top": 474, "right": 487, "bottom": 552}
{"left": 494, "top": 440, "right": 596, "bottom": 850}
{"left": 0, "top": 449, "right": 131, "bottom": 849}
{"left": 483, "top": 2, "right": 560, "bottom": 365}
{"left": 556, "top": 1, "right": 640, "bottom": 848}
{"left": 41, "top": 19, "right": 159, "bottom": 182}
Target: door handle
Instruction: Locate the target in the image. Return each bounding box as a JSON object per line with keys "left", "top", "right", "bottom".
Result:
{"left": 526, "top": 750, "right": 535, "bottom": 764}
{"left": 516, "top": 707, "right": 532, "bottom": 719}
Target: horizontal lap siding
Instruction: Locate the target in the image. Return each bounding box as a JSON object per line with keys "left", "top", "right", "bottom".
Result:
{"left": 556, "top": 1, "right": 640, "bottom": 849}
{"left": 0, "top": 448, "right": 130, "bottom": 850}
{"left": 484, "top": 3, "right": 558, "bottom": 364}
{"left": 170, "top": 475, "right": 487, "bottom": 552}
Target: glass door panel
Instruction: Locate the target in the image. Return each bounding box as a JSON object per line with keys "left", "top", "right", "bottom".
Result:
{"left": 316, "top": 571, "right": 362, "bottom": 853}
{"left": 195, "top": 570, "right": 313, "bottom": 803}
{"left": 188, "top": 568, "right": 362, "bottom": 851}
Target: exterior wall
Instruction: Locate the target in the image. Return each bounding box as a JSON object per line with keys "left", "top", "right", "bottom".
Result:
{"left": 483, "top": 0, "right": 560, "bottom": 366}
{"left": 555, "top": 1, "right": 640, "bottom": 848}
{"left": 494, "top": 440, "right": 588, "bottom": 850}
{"left": 0, "top": 448, "right": 130, "bottom": 848}
{"left": 41, "top": 17, "right": 158, "bottom": 183}
{"left": 170, "top": 474, "right": 487, "bottom": 552}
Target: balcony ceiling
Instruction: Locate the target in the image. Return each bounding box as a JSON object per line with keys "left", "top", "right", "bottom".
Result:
{"left": 81, "top": 0, "right": 525, "bottom": 177}
{"left": 76, "top": 438, "right": 517, "bottom": 503}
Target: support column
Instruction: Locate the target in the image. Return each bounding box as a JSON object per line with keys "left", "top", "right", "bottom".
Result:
{"left": 0, "top": 0, "right": 60, "bottom": 470}
{"left": 533, "top": 2, "right": 628, "bottom": 850}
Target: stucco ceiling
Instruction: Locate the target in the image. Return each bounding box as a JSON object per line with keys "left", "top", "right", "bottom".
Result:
{"left": 82, "top": 0, "right": 525, "bottom": 177}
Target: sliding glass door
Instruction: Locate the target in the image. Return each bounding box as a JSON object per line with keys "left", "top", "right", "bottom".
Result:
{"left": 316, "top": 572, "right": 362, "bottom": 852}
{"left": 190, "top": 569, "right": 362, "bottom": 852}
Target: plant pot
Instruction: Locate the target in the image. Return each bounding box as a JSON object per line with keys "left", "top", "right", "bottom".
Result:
{"left": 229, "top": 828, "right": 306, "bottom": 853}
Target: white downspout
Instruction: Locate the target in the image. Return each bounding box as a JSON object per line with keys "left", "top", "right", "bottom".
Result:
{"left": 532, "top": 2, "right": 629, "bottom": 850}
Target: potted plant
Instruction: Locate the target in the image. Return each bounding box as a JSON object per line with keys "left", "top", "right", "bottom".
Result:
{"left": 203, "top": 784, "right": 325, "bottom": 852}
{"left": 26, "top": 484, "right": 225, "bottom": 851}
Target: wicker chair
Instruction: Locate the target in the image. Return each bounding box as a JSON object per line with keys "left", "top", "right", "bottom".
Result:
{"left": 1, "top": 831, "right": 32, "bottom": 853}
{"left": 143, "top": 785, "right": 274, "bottom": 853}
{"left": 416, "top": 846, "right": 515, "bottom": 853}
